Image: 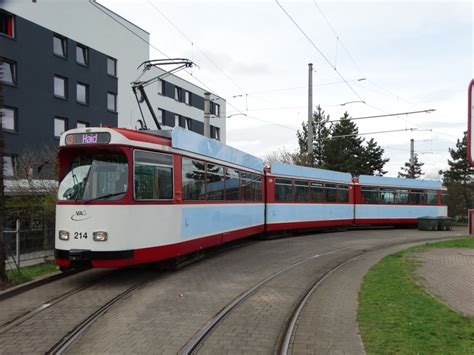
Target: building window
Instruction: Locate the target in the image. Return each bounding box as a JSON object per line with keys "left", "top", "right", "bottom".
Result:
{"left": 107, "top": 92, "right": 117, "bottom": 112}
{"left": 54, "top": 75, "right": 67, "bottom": 99}
{"left": 175, "top": 114, "right": 180, "bottom": 127}
{"left": 76, "top": 82, "right": 89, "bottom": 104}
{"left": 0, "top": 11, "right": 15, "bottom": 38}
{"left": 157, "top": 108, "right": 163, "bottom": 124}
{"left": 211, "top": 102, "right": 220, "bottom": 117}
{"left": 0, "top": 58, "right": 16, "bottom": 85}
{"left": 107, "top": 57, "right": 117, "bottom": 77}
{"left": 3, "top": 155, "right": 16, "bottom": 177}
{"left": 175, "top": 87, "right": 183, "bottom": 101}
{"left": 53, "top": 34, "right": 67, "bottom": 58}
{"left": 0, "top": 106, "right": 17, "bottom": 132}
{"left": 76, "top": 44, "right": 89, "bottom": 66}
{"left": 211, "top": 126, "right": 220, "bottom": 140}
{"left": 54, "top": 117, "right": 67, "bottom": 138}
{"left": 77, "top": 121, "right": 89, "bottom": 128}
{"left": 184, "top": 91, "right": 190, "bottom": 105}
{"left": 157, "top": 80, "right": 164, "bottom": 95}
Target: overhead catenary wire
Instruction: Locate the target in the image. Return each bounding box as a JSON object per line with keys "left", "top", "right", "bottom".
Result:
{"left": 328, "top": 109, "right": 436, "bottom": 123}
{"left": 311, "top": 1, "right": 420, "bottom": 108}
{"left": 275, "top": 0, "right": 364, "bottom": 103}
{"left": 147, "top": 0, "right": 246, "bottom": 93}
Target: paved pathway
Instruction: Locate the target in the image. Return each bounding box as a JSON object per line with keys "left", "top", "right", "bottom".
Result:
{"left": 0, "top": 228, "right": 467, "bottom": 354}
{"left": 410, "top": 247, "right": 474, "bottom": 317}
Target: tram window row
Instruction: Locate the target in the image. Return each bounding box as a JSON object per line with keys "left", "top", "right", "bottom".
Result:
{"left": 361, "top": 186, "right": 447, "bottom": 205}
{"left": 274, "top": 178, "right": 350, "bottom": 203}
{"left": 182, "top": 157, "right": 262, "bottom": 202}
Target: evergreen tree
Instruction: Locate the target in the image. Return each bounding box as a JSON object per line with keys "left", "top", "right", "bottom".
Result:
{"left": 325, "top": 112, "right": 365, "bottom": 175}
{"left": 398, "top": 153, "right": 424, "bottom": 179}
{"left": 295, "top": 105, "right": 331, "bottom": 167}
{"left": 360, "top": 138, "right": 389, "bottom": 176}
{"left": 440, "top": 132, "right": 474, "bottom": 185}
{"left": 439, "top": 132, "right": 474, "bottom": 219}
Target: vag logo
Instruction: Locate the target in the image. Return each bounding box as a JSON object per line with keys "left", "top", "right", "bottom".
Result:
{"left": 71, "top": 210, "right": 92, "bottom": 221}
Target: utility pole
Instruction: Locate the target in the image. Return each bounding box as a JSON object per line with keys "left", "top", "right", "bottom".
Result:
{"left": 308, "top": 63, "right": 313, "bottom": 164}
{"left": 410, "top": 138, "right": 415, "bottom": 167}
{"left": 204, "top": 92, "right": 211, "bottom": 138}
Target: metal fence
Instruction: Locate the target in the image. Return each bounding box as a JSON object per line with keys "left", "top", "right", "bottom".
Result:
{"left": 3, "top": 214, "right": 55, "bottom": 271}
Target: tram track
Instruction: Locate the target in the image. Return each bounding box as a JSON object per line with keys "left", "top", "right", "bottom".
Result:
{"left": 179, "top": 235, "right": 464, "bottom": 355}
{"left": 0, "top": 269, "right": 113, "bottom": 334}
{"left": 46, "top": 282, "right": 143, "bottom": 355}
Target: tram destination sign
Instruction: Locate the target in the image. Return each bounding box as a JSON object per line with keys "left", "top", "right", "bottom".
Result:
{"left": 65, "top": 132, "right": 111, "bottom": 145}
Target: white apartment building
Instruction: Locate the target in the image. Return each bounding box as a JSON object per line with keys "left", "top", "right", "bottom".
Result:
{"left": 2, "top": 0, "right": 226, "bottom": 142}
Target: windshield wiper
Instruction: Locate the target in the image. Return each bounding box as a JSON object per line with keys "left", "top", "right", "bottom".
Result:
{"left": 83, "top": 191, "right": 126, "bottom": 203}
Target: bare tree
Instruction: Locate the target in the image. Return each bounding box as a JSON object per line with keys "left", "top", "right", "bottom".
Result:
{"left": 263, "top": 147, "right": 295, "bottom": 166}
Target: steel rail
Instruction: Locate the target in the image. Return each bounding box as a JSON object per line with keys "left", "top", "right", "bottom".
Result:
{"left": 0, "top": 270, "right": 113, "bottom": 334}
{"left": 46, "top": 283, "right": 142, "bottom": 355}
{"left": 278, "top": 235, "right": 463, "bottom": 355}
{"left": 178, "top": 246, "right": 352, "bottom": 355}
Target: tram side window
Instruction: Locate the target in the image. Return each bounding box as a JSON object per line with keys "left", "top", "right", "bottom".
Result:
{"left": 362, "top": 186, "right": 378, "bottom": 204}
{"left": 294, "top": 180, "right": 309, "bottom": 202}
{"left": 207, "top": 163, "right": 225, "bottom": 200}
{"left": 134, "top": 150, "right": 173, "bottom": 200}
{"left": 380, "top": 188, "right": 395, "bottom": 204}
{"left": 275, "top": 178, "right": 294, "bottom": 202}
{"left": 325, "top": 183, "right": 337, "bottom": 202}
{"left": 182, "top": 157, "right": 206, "bottom": 200}
{"left": 440, "top": 191, "right": 448, "bottom": 205}
{"left": 225, "top": 168, "right": 240, "bottom": 200}
{"left": 254, "top": 174, "right": 262, "bottom": 201}
{"left": 409, "top": 189, "right": 427, "bottom": 205}
{"left": 395, "top": 189, "right": 409, "bottom": 204}
{"left": 310, "top": 182, "right": 324, "bottom": 202}
{"left": 241, "top": 172, "right": 255, "bottom": 201}
{"left": 338, "top": 184, "right": 349, "bottom": 203}
{"left": 427, "top": 191, "right": 438, "bottom": 205}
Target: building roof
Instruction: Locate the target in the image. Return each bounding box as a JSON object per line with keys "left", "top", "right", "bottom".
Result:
{"left": 4, "top": 179, "right": 57, "bottom": 196}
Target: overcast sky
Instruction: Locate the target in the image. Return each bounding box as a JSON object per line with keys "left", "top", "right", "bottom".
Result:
{"left": 101, "top": 0, "right": 473, "bottom": 178}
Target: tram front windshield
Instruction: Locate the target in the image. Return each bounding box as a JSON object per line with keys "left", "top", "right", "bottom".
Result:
{"left": 58, "top": 151, "right": 128, "bottom": 202}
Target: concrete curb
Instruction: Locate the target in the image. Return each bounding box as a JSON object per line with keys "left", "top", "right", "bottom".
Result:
{"left": 0, "top": 268, "right": 82, "bottom": 301}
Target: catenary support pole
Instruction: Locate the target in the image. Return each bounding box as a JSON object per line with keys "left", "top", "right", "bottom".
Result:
{"left": 308, "top": 63, "right": 314, "bottom": 163}
{"left": 410, "top": 138, "right": 415, "bottom": 167}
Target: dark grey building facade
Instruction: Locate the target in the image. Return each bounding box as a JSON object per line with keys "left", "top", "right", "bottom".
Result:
{"left": 0, "top": 9, "right": 118, "bottom": 176}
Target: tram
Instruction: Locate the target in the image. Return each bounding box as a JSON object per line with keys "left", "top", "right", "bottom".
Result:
{"left": 55, "top": 127, "right": 447, "bottom": 269}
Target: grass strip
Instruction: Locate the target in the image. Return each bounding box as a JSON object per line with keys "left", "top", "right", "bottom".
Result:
{"left": 358, "top": 237, "right": 474, "bottom": 354}
{"left": 6, "top": 261, "right": 58, "bottom": 286}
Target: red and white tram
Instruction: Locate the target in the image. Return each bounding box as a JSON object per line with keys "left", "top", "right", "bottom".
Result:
{"left": 55, "top": 127, "right": 448, "bottom": 269}
{"left": 55, "top": 127, "right": 265, "bottom": 268}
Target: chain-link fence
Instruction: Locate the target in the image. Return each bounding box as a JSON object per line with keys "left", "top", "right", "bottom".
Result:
{"left": 3, "top": 209, "right": 55, "bottom": 271}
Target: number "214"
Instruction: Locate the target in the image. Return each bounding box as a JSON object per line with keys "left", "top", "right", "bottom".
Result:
{"left": 74, "top": 232, "right": 88, "bottom": 239}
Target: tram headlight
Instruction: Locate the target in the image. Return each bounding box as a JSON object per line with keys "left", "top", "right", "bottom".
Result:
{"left": 58, "top": 230, "right": 69, "bottom": 241}
{"left": 93, "top": 231, "right": 108, "bottom": 241}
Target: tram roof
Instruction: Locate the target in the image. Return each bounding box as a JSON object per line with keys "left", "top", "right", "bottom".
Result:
{"left": 269, "top": 162, "right": 353, "bottom": 183}
{"left": 358, "top": 175, "right": 443, "bottom": 189}
{"left": 171, "top": 127, "right": 264, "bottom": 172}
